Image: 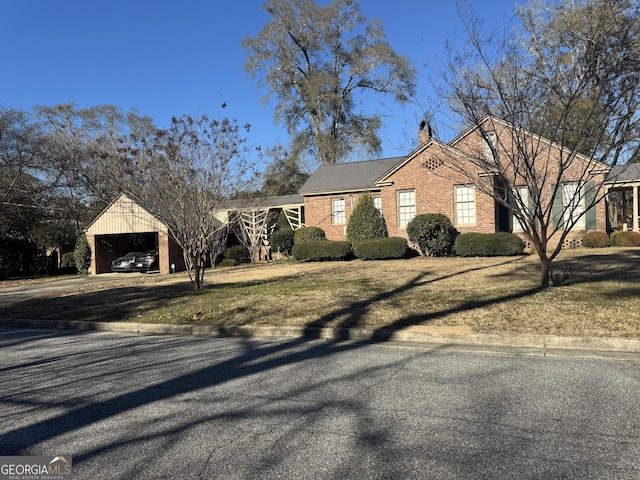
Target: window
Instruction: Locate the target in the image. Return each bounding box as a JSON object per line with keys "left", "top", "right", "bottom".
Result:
{"left": 455, "top": 185, "right": 476, "bottom": 225}
{"left": 397, "top": 190, "right": 415, "bottom": 227}
{"left": 512, "top": 187, "right": 528, "bottom": 232}
{"left": 483, "top": 131, "right": 497, "bottom": 162}
{"left": 332, "top": 197, "right": 346, "bottom": 224}
{"left": 562, "top": 183, "right": 585, "bottom": 229}
{"left": 373, "top": 195, "right": 382, "bottom": 212}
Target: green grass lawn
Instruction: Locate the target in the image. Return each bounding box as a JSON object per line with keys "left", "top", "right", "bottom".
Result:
{"left": 2, "top": 247, "right": 640, "bottom": 337}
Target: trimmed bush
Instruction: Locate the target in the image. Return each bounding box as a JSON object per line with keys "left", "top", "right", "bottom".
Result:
{"left": 581, "top": 231, "right": 610, "bottom": 248}
{"left": 611, "top": 231, "right": 640, "bottom": 247}
{"left": 292, "top": 240, "right": 352, "bottom": 261}
{"left": 407, "top": 213, "right": 458, "bottom": 257}
{"left": 224, "top": 245, "right": 250, "bottom": 264}
{"left": 353, "top": 237, "right": 408, "bottom": 260}
{"left": 270, "top": 228, "right": 295, "bottom": 256}
{"left": 0, "top": 234, "right": 48, "bottom": 279}
{"left": 293, "top": 226, "right": 326, "bottom": 244}
{"left": 216, "top": 258, "right": 238, "bottom": 268}
{"left": 454, "top": 232, "right": 525, "bottom": 257}
{"left": 346, "top": 192, "right": 387, "bottom": 243}
{"left": 73, "top": 233, "right": 91, "bottom": 274}
{"left": 60, "top": 252, "right": 76, "bottom": 269}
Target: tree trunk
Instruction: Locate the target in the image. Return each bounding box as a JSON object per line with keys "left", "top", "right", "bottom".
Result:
{"left": 539, "top": 255, "right": 551, "bottom": 287}
{"left": 192, "top": 263, "right": 201, "bottom": 290}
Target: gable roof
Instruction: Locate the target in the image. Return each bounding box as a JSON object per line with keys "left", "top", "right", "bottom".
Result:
{"left": 375, "top": 137, "right": 469, "bottom": 184}
{"left": 299, "top": 157, "right": 404, "bottom": 195}
{"left": 85, "top": 192, "right": 168, "bottom": 235}
{"left": 450, "top": 115, "right": 610, "bottom": 173}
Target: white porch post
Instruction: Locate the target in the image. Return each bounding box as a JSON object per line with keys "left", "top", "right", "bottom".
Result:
{"left": 634, "top": 185, "right": 639, "bottom": 232}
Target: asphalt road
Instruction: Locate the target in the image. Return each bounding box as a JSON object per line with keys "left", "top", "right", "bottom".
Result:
{"left": 1, "top": 327, "right": 639, "bottom": 479}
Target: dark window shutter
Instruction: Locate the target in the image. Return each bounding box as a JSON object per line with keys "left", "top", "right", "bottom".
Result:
{"left": 584, "top": 181, "right": 597, "bottom": 230}
{"left": 552, "top": 184, "right": 563, "bottom": 229}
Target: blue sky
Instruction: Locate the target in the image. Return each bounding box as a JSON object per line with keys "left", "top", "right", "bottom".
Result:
{"left": 1, "top": 0, "right": 520, "bottom": 163}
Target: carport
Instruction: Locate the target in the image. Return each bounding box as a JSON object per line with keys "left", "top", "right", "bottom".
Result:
{"left": 85, "top": 193, "right": 185, "bottom": 274}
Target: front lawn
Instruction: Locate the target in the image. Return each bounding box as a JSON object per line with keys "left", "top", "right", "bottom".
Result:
{"left": 2, "top": 248, "right": 639, "bottom": 337}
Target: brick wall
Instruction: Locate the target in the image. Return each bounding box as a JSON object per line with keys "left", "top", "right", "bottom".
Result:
{"left": 303, "top": 146, "right": 498, "bottom": 241}
{"left": 303, "top": 121, "right": 610, "bottom": 246}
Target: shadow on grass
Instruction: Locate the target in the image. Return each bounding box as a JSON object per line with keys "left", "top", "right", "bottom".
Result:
{"left": 301, "top": 256, "right": 543, "bottom": 339}
{"left": 545, "top": 249, "right": 640, "bottom": 285}
{"left": 1, "top": 253, "right": 639, "bottom": 476}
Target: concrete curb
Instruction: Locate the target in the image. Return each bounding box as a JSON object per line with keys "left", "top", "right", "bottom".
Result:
{"left": 2, "top": 318, "right": 640, "bottom": 359}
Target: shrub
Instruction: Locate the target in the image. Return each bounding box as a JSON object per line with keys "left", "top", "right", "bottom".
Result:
{"left": 581, "top": 231, "right": 610, "bottom": 248}
{"left": 353, "top": 237, "right": 408, "bottom": 260}
{"left": 293, "top": 226, "right": 326, "bottom": 244}
{"left": 216, "top": 258, "right": 238, "bottom": 268}
{"left": 73, "top": 233, "right": 91, "bottom": 274}
{"left": 224, "top": 245, "right": 250, "bottom": 264}
{"left": 292, "top": 240, "right": 352, "bottom": 261}
{"left": 0, "top": 234, "right": 48, "bottom": 279}
{"left": 270, "top": 228, "right": 295, "bottom": 256}
{"left": 346, "top": 192, "right": 388, "bottom": 243}
{"left": 611, "top": 231, "right": 640, "bottom": 247}
{"left": 454, "top": 232, "right": 525, "bottom": 257}
{"left": 406, "top": 213, "right": 458, "bottom": 257}
{"left": 60, "top": 252, "right": 76, "bottom": 269}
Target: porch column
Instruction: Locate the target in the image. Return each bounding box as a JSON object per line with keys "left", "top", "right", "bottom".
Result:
{"left": 634, "top": 185, "right": 639, "bottom": 232}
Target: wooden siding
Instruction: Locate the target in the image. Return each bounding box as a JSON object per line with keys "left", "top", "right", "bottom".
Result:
{"left": 86, "top": 194, "right": 168, "bottom": 236}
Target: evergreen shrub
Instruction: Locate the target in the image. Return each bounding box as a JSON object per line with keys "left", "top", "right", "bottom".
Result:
{"left": 60, "top": 252, "right": 76, "bottom": 269}
{"left": 611, "top": 231, "right": 640, "bottom": 247}
{"left": 270, "top": 228, "right": 295, "bottom": 256}
{"left": 353, "top": 237, "right": 408, "bottom": 260}
{"left": 454, "top": 232, "right": 525, "bottom": 257}
{"left": 217, "top": 258, "right": 238, "bottom": 268}
{"left": 292, "top": 240, "right": 352, "bottom": 261}
{"left": 406, "top": 213, "right": 458, "bottom": 257}
{"left": 346, "top": 192, "right": 387, "bottom": 243}
{"left": 0, "top": 234, "right": 47, "bottom": 279}
{"left": 224, "top": 245, "right": 250, "bottom": 264}
{"left": 581, "top": 231, "right": 610, "bottom": 248}
{"left": 293, "top": 226, "right": 326, "bottom": 244}
{"left": 73, "top": 233, "right": 91, "bottom": 274}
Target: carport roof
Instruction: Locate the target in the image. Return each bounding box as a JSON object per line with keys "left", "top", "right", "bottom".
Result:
{"left": 218, "top": 194, "right": 304, "bottom": 210}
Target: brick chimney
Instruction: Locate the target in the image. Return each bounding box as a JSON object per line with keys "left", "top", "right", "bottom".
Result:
{"left": 419, "top": 119, "right": 432, "bottom": 145}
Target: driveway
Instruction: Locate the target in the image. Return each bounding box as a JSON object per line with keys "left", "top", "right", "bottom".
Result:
{"left": 0, "top": 273, "right": 183, "bottom": 305}
{"left": 1, "top": 327, "right": 639, "bottom": 479}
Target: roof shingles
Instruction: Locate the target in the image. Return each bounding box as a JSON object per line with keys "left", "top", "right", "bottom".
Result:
{"left": 299, "top": 157, "right": 404, "bottom": 195}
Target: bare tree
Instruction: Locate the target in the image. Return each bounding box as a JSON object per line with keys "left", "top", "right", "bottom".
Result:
{"left": 437, "top": 0, "right": 640, "bottom": 287}
{"left": 126, "top": 114, "right": 258, "bottom": 289}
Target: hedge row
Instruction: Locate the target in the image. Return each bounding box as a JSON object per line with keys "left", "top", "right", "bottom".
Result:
{"left": 292, "top": 240, "right": 352, "bottom": 261}
{"left": 581, "top": 231, "right": 610, "bottom": 248}
{"left": 292, "top": 239, "right": 410, "bottom": 262}
{"left": 581, "top": 231, "right": 640, "bottom": 248}
{"left": 288, "top": 227, "right": 640, "bottom": 262}
{"left": 611, "top": 231, "right": 640, "bottom": 247}
{"left": 353, "top": 237, "right": 408, "bottom": 260}
{"left": 293, "top": 226, "right": 326, "bottom": 244}
{"left": 454, "top": 232, "right": 525, "bottom": 257}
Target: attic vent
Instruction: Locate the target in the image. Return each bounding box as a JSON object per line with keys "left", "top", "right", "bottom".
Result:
{"left": 421, "top": 157, "right": 443, "bottom": 171}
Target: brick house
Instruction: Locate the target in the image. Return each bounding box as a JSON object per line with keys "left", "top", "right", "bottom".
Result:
{"left": 299, "top": 117, "right": 610, "bottom": 248}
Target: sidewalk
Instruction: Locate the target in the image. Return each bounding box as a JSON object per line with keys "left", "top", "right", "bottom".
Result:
{"left": 2, "top": 317, "right": 640, "bottom": 361}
